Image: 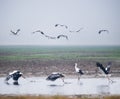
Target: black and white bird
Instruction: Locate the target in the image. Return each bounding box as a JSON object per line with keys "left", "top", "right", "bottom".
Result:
{"left": 96, "top": 62, "right": 114, "bottom": 83}
{"left": 5, "top": 70, "right": 25, "bottom": 85}
{"left": 74, "top": 63, "right": 84, "bottom": 81}
{"left": 57, "top": 35, "right": 68, "bottom": 40}
{"left": 98, "top": 30, "right": 109, "bottom": 34}
{"left": 10, "top": 29, "right": 20, "bottom": 35}
{"left": 46, "top": 72, "right": 65, "bottom": 83}
{"left": 32, "top": 30, "right": 44, "bottom": 35}
{"left": 55, "top": 24, "right": 68, "bottom": 29}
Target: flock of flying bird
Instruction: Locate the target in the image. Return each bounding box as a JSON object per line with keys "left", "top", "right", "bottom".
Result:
{"left": 10, "top": 24, "right": 109, "bottom": 40}
{"left": 5, "top": 62, "right": 114, "bottom": 85}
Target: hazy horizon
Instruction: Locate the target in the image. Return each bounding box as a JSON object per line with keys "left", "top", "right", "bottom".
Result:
{"left": 0, "top": 0, "right": 120, "bottom": 46}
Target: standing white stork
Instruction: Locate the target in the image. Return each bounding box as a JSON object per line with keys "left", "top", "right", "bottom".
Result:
{"left": 74, "top": 63, "right": 84, "bottom": 81}
{"left": 5, "top": 70, "right": 25, "bottom": 85}
{"left": 46, "top": 72, "right": 65, "bottom": 83}
{"left": 96, "top": 62, "right": 114, "bottom": 83}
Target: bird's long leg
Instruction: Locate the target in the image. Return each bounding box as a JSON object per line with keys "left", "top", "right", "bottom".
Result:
{"left": 106, "top": 75, "right": 114, "bottom": 83}
{"left": 78, "top": 74, "right": 81, "bottom": 81}
{"left": 61, "top": 77, "right": 65, "bottom": 83}
{"left": 61, "top": 77, "right": 65, "bottom": 86}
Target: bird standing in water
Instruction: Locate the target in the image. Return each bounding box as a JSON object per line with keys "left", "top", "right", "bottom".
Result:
{"left": 74, "top": 63, "right": 84, "bottom": 81}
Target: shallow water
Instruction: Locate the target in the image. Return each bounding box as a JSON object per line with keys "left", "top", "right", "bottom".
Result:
{"left": 0, "top": 77, "right": 120, "bottom": 95}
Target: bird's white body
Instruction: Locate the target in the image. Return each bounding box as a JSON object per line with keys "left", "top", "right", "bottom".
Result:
{"left": 74, "top": 63, "right": 84, "bottom": 81}
{"left": 75, "top": 63, "right": 80, "bottom": 73}
{"left": 9, "top": 70, "right": 23, "bottom": 75}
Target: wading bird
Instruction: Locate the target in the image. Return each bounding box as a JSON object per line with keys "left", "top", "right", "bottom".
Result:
{"left": 74, "top": 63, "right": 84, "bottom": 81}
{"left": 5, "top": 70, "right": 25, "bottom": 85}
{"left": 96, "top": 62, "right": 114, "bottom": 83}
{"left": 10, "top": 29, "right": 20, "bottom": 35}
{"left": 57, "top": 35, "right": 68, "bottom": 40}
{"left": 98, "top": 30, "right": 109, "bottom": 34}
{"left": 46, "top": 72, "right": 65, "bottom": 83}
{"left": 55, "top": 24, "right": 68, "bottom": 29}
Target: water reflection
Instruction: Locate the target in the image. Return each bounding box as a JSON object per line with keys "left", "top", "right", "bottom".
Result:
{"left": 97, "top": 85, "right": 110, "bottom": 95}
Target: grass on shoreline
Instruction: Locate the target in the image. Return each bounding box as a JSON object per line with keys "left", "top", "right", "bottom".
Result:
{"left": 0, "top": 95, "right": 120, "bottom": 99}
{"left": 0, "top": 46, "right": 120, "bottom": 61}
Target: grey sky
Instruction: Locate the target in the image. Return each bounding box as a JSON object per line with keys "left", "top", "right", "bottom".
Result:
{"left": 0, "top": 0, "right": 120, "bottom": 46}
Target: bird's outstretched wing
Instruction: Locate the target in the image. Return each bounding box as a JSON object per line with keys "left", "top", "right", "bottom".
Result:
{"left": 10, "top": 30, "right": 16, "bottom": 34}
{"left": 76, "top": 28, "right": 83, "bottom": 32}
{"left": 5, "top": 74, "right": 13, "bottom": 81}
{"left": 16, "top": 29, "right": 20, "bottom": 33}
{"left": 10, "top": 29, "right": 20, "bottom": 35}
{"left": 96, "top": 62, "right": 109, "bottom": 74}
{"left": 70, "top": 28, "right": 83, "bottom": 33}
{"left": 46, "top": 72, "right": 64, "bottom": 81}
{"left": 55, "top": 24, "right": 68, "bottom": 29}
{"left": 32, "top": 30, "right": 44, "bottom": 35}
{"left": 57, "top": 35, "right": 68, "bottom": 40}
{"left": 46, "top": 74, "right": 58, "bottom": 81}
{"left": 44, "top": 34, "right": 56, "bottom": 39}
{"left": 98, "top": 30, "right": 109, "bottom": 34}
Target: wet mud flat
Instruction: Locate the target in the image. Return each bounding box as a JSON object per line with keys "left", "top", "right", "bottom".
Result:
{"left": 0, "top": 77, "right": 120, "bottom": 96}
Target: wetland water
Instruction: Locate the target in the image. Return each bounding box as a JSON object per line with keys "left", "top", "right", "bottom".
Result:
{"left": 0, "top": 77, "right": 120, "bottom": 95}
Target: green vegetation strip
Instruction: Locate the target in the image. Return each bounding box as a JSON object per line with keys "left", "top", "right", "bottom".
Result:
{"left": 0, "top": 46, "right": 120, "bottom": 61}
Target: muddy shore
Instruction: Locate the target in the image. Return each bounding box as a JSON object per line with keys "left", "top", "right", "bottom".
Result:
{"left": 0, "top": 59, "right": 120, "bottom": 77}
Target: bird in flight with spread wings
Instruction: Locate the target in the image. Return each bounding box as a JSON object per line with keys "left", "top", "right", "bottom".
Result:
{"left": 10, "top": 29, "right": 20, "bottom": 35}
{"left": 98, "top": 30, "right": 109, "bottom": 34}
{"left": 57, "top": 35, "right": 68, "bottom": 40}
{"left": 55, "top": 24, "right": 68, "bottom": 29}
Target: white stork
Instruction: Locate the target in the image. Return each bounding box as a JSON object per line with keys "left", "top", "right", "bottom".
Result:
{"left": 5, "top": 70, "right": 25, "bottom": 85}
{"left": 74, "top": 63, "right": 84, "bottom": 81}
{"left": 96, "top": 62, "right": 114, "bottom": 83}
{"left": 46, "top": 72, "right": 65, "bottom": 83}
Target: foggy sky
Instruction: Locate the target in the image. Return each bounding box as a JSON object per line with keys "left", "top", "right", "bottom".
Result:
{"left": 0, "top": 0, "right": 120, "bottom": 46}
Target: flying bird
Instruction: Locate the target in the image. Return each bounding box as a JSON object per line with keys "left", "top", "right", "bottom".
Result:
{"left": 69, "top": 28, "right": 83, "bottom": 33}
{"left": 44, "top": 34, "right": 56, "bottom": 39}
{"left": 96, "top": 62, "right": 114, "bottom": 83}
{"left": 74, "top": 63, "right": 84, "bottom": 81}
{"left": 57, "top": 35, "right": 68, "bottom": 40}
{"left": 32, "top": 30, "right": 44, "bottom": 35}
{"left": 32, "top": 30, "right": 57, "bottom": 39}
{"left": 55, "top": 24, "right": 68, "bottom": 29}
{"left": 10, "top": 29, "right": 20, "bottom": 35}
{"left": 46, "top": 72, "right": 65, "bottom": 83}
{"left": 98, "top": 30, "right": 109, "bottom": 34}
{"left": 4, "top": 70, "right": 25, "bottom": 85}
